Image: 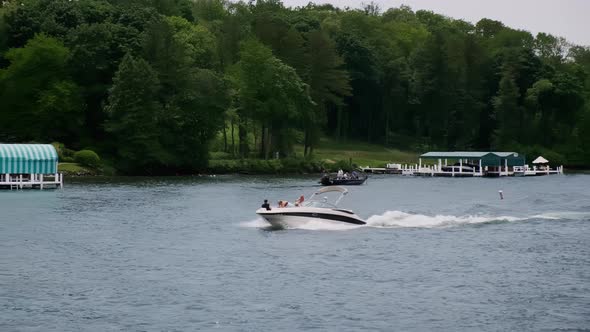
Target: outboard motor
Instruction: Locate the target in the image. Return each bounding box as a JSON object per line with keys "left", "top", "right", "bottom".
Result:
{"left": 320, "top": 174, "right": 332, "bottom": 186}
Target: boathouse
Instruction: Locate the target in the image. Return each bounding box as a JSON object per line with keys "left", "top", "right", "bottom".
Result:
{"left": 419, "top": 151, "right": 525, "bottom": 177}
{"left": 0, "top": 144, "right": 63, "bottom": 189}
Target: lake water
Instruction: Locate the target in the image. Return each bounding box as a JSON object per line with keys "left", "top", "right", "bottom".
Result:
{"left": 1, "top": 174, "right": 589, "bottom": 331}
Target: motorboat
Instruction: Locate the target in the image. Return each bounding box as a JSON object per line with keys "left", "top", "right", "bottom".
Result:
{"left": 320, "top": 172, "right": 367, "bottom": 186}
{"left": 256, "top": 186, "right": 366, "bottom": 228}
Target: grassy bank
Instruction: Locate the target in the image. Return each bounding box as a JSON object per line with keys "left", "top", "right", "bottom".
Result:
{"left": 297, "top": 138, "right": 419, "bottom": 168}
{"left": 208, "top": 138, "right": 419, "bottom": 174}
{"left": 58, "top": 163, "right": 97, "bottom": 176}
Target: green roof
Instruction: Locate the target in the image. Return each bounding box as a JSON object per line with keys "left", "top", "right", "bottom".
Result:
{"left": 421, "top": 151, "right": 520, "bottom": 159}
{"left": 0, "top": 144, "right": 58, "bottom": 174}
{"left": 420, "top": 151, "right": 525, "bottom": 167}
{"left": 421, "top": 151, "right": 491, "bottom": 158}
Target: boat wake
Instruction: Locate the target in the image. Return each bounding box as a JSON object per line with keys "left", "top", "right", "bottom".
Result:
{"left": 365, "top": 211, "right": 521, "bottom": 228}
{"left": 242, "top": 211, "right": 590, "bottom": 231}
{"left": 241, "top": 218, "right": 269, "bottom": 228}
{"left": 366, "top": 210, "right": 590, "bottom": 228}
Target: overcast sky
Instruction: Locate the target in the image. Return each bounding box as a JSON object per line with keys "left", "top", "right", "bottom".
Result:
{"left": 281, "top": 0, "right": 590, "bottom": 46}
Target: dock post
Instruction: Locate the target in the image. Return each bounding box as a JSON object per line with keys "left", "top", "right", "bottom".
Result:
{"left": 459, "top": 159, "right": 463, "bottom": 174}
{"left": 40, "top": 174, "right": 43, "bottom": 190}
{"left": 504, "top": 159, "right": 507, "bottom": 176}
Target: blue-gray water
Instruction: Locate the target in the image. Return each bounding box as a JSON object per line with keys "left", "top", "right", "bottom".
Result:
{"left": 1, "top": 174, "right": 589, "bottom": 331}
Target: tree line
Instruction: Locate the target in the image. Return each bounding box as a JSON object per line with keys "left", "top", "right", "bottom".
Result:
{"left": 1, "top": 0, "right": 590, "bottom": 173}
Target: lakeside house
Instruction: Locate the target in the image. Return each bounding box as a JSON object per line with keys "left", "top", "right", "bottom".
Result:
{"left": 0, "top": 144, "right": 63, "bottom": 189}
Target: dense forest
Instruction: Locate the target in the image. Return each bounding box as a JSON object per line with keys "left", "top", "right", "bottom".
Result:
{"left": 1, "top": 0, "right": 590, "bottom": 173}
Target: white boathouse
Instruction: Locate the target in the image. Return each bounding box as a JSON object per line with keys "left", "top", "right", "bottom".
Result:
{"left": 0, "top": 144, "right": 63, "bottom": 189}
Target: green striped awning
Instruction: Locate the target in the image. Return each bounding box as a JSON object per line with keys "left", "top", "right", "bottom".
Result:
{"left": 0, "top": 144, "right": 58, "bottom": 174}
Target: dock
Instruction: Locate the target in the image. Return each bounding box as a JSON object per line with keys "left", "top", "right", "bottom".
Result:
{"left": 0, "top": 173, "right": 63, "bottom": 189}
{"left": 0, "top": 144, "right": 63, "bottom": 190}
{"left": 361, "top": 151, "right": 564, "bottom": 177}
{"left": 360, "top": 163, "right": 402, "bottom": 174}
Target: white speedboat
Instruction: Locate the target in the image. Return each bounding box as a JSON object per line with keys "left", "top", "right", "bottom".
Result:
{"left": 256, "top": 186, "right": 365, "bottom": 228}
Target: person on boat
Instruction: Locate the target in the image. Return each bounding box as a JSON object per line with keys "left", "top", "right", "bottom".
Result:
{"left": 295, "top": 195, "right": 305, "bottom": 206}
{"left": 261, "top": 199, "right": 271, "bottom": 211}
{"left": 337, "top": 169, "right": 344, "bottom": 179}
{"left": 278, "top": 200, "right": 289, "bottom": 208}
{"left": 352, "top": 170, "right": 359, "bottom": 179}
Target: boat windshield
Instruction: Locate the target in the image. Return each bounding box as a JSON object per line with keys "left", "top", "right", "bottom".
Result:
{"left": 302, "top": 186, "right": 348, "bottom": 208}
{"left": 303, "top": 199, "right": 337, "bottom": 209}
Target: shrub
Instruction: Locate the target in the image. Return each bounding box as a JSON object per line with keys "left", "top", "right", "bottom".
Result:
{"left": 323, "top": 160, "right": 352, "bottom": 172}
{"left": 207, "top": 158, "right": 325, "bottom": 174}
{"left": 51, "top": 142, "right": 64, "bottom": 156}
{"left": 210, "top": 151, "right": 234, "bottom": 160}
{"left": 74, "top": 150, "right": 101, "bottom": 168}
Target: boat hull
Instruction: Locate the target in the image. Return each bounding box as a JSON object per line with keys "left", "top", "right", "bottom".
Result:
{"left": 256, "top": 207, "right": 366, "bottom": 228}
{"left": 320, "top": 177, "right": 367, "bottom": 186}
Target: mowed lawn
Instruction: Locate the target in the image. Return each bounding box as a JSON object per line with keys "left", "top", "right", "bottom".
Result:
{"left": 296, "top": 138, "right": 419, "bottom": 167}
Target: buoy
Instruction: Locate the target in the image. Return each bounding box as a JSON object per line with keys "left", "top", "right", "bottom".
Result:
{"left": 499, "top": 190, "right": 504, "bottom": 200}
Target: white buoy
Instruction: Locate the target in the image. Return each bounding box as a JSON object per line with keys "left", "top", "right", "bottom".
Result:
{"left": 499, "top": 190, "right": 504, "bottom": 200}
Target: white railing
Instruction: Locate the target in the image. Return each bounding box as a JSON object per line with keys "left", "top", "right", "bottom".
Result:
{"left": 0, "top": 173, "right": 63, "bottom": 190}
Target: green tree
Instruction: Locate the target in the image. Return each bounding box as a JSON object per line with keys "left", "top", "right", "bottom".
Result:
{"left": 232, "top": 38, "right": 313, "bottom": 158}
{"left": 141, "top": 15, "right": 227, "bottom": 171}
{"left": 0, "top": 33, "right": 83, "bottom": 143}
{"left": 493, "top": 71, "right": 521, "bottom": 148}
{"left": 104, "top": 53, "right": 169, "bottom": 173}
{"left": 305, "top": 29, "right": 350, "bottom": 155}
{"left": 67, "top": 21, "right": 142, "bottom": 141}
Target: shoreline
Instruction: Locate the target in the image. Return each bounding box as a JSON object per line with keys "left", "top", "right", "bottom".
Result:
{"left": 61, "top": 169, "right": 590, "bottom": 178}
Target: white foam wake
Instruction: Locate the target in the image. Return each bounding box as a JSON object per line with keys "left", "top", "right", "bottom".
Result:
{"left": 240, "top": 218, "right": 269, "bottom": 228}
{"left": 365, "top": 211, "right": 521, "bottom": 228}
{"left": 532, "top": 211, "right": 590, "bottom": 220}
{"left": 287, "top": 220, "right": 362, "bottom": 231}
{"left": 240, "top": 217, "right": 362, "bottom": 231}
{"left": 366, "top": 210, "right": 590, "bottom": 228}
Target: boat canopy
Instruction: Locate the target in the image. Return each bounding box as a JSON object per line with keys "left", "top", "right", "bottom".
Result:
{"left": 314, "top": 186, "right": 348, "bottom": 195}
{"left": 0, "top": 144, "right": 58, "bottom": 174}
{"left": 532, "top": 156, "right": 549, "bottom": 164}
